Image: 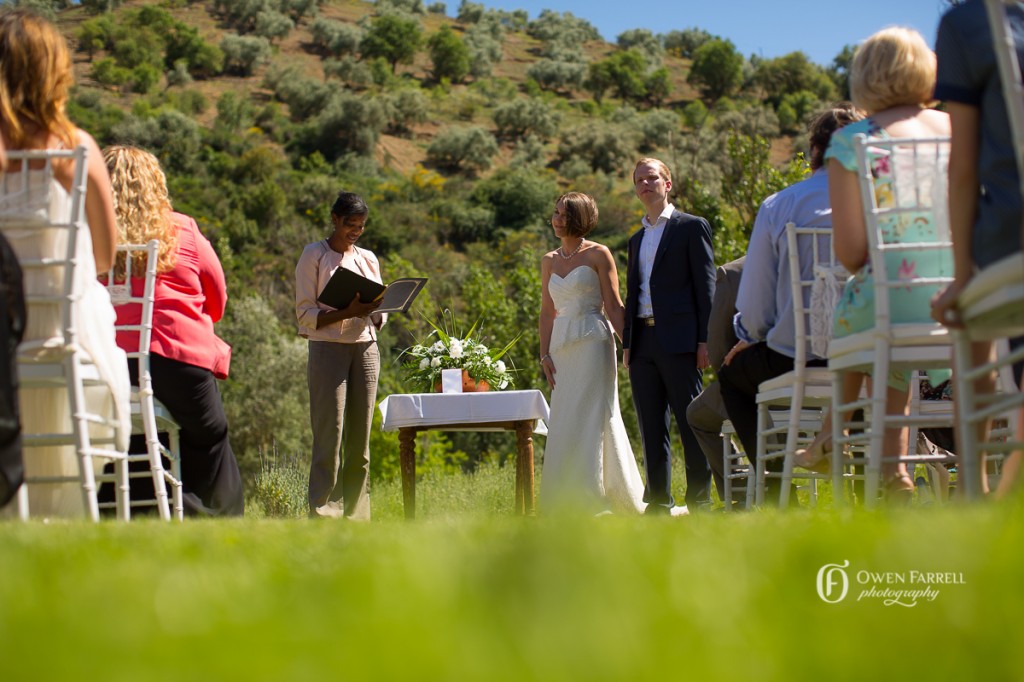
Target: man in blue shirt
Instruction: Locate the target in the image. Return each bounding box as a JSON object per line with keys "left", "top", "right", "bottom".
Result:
{"left": 717, "top": 103, "right": 861, "bottom": 504}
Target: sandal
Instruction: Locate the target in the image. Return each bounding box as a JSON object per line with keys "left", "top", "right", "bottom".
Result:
{"left": 794, "top": 431, "right": 833, "bottom": 473}
{"left": 882, "top": 473, "right": 915, "bottom": 505}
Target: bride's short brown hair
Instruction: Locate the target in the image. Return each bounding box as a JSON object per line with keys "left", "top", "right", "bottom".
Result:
{"left": 559, "top": 192, "right": 598, "bottom": 238}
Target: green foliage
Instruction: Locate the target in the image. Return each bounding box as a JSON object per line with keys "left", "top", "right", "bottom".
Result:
{"left": 254, "top": 9, "right": 294, "bottom": 43}
{"left": 777, "top": 90, "right": 823, "bottom": 134}
{"left": 295, "top": 91, "right": 386, "bottom": 160}
{"left": 721, "top": 133, "right": 810, "bottom": 230}
{"left": 246, "top": 454, "right": 308, "bottom": 518}
{"left": 379, "top": 88, "right": 430, "bottom": 135}
{"left": 527, "top": 58, "right": 587, "bottom": 94}
{"left": 456, "top": 0, "right": 483, "bottom": 23}
{"left": 493, "top": 98, "right": 560, "bottom": 141}
{"left": 81, "top": 0, "right": 125, "bottom": 13}
{"left": 359, "top": 12, "right": 423, "bottom": 74}
{"left": 218, "top": 295, "right": 311, "bottom": 480}
{"left": 375, "top": 0, "right": 425, "bottom": 14}
{"left": 309, "top": 17, "right": 362, "bottom": 57}
{"left": 687, "top": 37, "right": 744, "bottom": 102}
{"left": 464, "top": 21, "right": 504, "bottom": 78}
{"left": 471, "top": 167, "right": 558, "bottom": 231}
{"left": 220, "top": 33, "right": 272, "bottom": 76}
{"left": 683, "top": 99, "right": 709, "bottom": 129}
{"left": 324, "top": 56, "right": 373, "bottom": 87}
{"left": 427, "top": 24, "right": 470, "bottom": 84}
{"left": 616, "top": 28, "right": 663, "bottom": 66}
{"left": 828, "top": 43, "right": 856, "bottom": 101}
{"left": 754, "top": 51, "right": 837, "bottom": 108}
{"left": 427, "top": 126, "right": 498, "bottom": 176}
{"left": 638, "top": 109, "right": 680, "bottom": 152}
{"left": 662, "top": 26, "right": 712, "bottom": 58}
{"left": 90, "top": 57, "right": 131, "bottom": 87}
{"left": 427, "top": 2, "right": 446, "bottom": 14}
{"left": 130, "top": 62, "right": 161, "bottom": 94}
{"left": 556, "top": 121, "right": 640, "bottom": 176}
{"left": 526, "top": 9, "right": 600, "bottom": 44}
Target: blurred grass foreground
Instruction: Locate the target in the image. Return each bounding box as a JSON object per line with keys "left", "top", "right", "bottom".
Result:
{"left": 1, "top": 468, "right": 1022, "bottom": 681}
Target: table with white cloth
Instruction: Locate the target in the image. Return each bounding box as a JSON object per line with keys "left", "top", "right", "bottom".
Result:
{"left": 378, "top": 390, "right": 550, "bottom": 519}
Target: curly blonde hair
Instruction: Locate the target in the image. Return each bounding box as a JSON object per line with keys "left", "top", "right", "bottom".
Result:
{"left": 103, "top": 145, "right": 179, "bottom": 276}
{"left": 0, "top": 10, "right": 76, "bottom": 149}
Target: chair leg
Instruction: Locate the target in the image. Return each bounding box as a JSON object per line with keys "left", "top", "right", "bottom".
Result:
{"left": 755, "top": 404, "right": 768, "bottom": 506}
{"left": 832, "top": 372, "right": 847, "bottom": 506}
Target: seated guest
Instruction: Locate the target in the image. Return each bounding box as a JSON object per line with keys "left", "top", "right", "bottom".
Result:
{"left": 717, "top": 103, "right": 861, "bottom": 503}
{"left": 0, "top": 10, "right": 130, "bottom": 517}
{"left": 686, "top": 256, "right": 743, "bottom": 506}
{"left": 823, "top": 27, "right": 951, "bottom": 500}
{"left": 103, "top": 146, "right": 243, "bottom": 516}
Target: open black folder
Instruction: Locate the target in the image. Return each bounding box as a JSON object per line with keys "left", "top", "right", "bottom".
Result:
{"left": 317, "top": 267, "right": 427, "bottom": 314}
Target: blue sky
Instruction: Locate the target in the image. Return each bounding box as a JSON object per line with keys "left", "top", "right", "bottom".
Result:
{"left": 471, "top": 0, "right": 950, "bottom": 66}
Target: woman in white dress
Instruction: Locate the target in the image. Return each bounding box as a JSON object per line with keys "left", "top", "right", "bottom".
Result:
{"left": 538, "top": 192, "right": 647, "bottom": 514}
{"left": 0, "top": 10, "right": 130, "bottom": 517}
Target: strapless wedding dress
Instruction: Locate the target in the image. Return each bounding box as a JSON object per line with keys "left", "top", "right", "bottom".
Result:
{"left": 540, "top": 266, "right": 646, "bottom": 514}
{"left": 0, "top": 172, "right": 131, "bottom": 517}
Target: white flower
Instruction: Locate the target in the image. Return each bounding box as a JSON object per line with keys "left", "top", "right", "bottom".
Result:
{"left": 450, "top": 339, "right": 464, "bottom": 359}
{"left": 431, "top": 341, "right": 444, "bottom": 353}
{"left": 499, "top": 379, "right": 509, "bottom": 389}
{"left": 430, "top": 357, "right": 442, "bottom": 368}
{"left": 419, "top": 358, "right": 430, "bottom": 370}
{"left": 495, "top": 360, "right": 506, "bottom": 373}
{"left": 484, "top": 356, "right": 493, "bottom": 365}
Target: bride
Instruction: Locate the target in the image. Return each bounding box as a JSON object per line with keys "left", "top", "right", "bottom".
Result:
{"left": 538, "top": 192, "right": 649, "bottom": 515}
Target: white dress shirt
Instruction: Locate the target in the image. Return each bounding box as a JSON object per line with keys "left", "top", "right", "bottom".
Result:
{"left": 637, "top": 203, "right": 675, "bottom": 318}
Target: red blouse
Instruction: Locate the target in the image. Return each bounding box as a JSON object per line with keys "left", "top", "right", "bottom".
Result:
{"left": 114, "top": 212, "right": 231, "bottom": 379}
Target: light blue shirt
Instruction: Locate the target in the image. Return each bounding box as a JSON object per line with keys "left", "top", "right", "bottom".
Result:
{"left": 733, "top": 169, "right": 831, "bottom": 359}
{"left": 637, "top": 203, "right": 674, "bottom": 318}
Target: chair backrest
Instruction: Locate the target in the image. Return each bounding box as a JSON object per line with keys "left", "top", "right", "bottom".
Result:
{"left": 853, "top": 134, "right": 953, "bottom": 336}
{"left": 784, "top": 222, "right": 845, "bottom": 364}
{"left": 104, "top": 240, "right": 159, "bottom": 365}
{"left": 0, "top": 147, "right": 89, "bottom": 354}
{"left": 985, "top": 0, "right": 1024, "bottom": 230}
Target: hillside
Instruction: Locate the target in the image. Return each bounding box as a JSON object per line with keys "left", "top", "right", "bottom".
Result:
{"left": 40, "top": 0, "right": 838, "bottom": 484}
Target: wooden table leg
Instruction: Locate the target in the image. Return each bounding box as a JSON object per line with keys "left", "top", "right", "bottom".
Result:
{"left": 399, "top": 428, "right": 416, "bottom": 520}
{"left": 514, "top": 420, "right": 535, "bottom": 515}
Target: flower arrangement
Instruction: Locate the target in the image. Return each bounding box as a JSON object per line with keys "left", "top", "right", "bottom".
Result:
{"left": 401, "top": 312, "right": 519, "bottom": 393}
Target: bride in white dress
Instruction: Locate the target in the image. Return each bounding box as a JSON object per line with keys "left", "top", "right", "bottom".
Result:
{"left": 0, "top": 10, "right": 130, "bottom": 517}
{"left": 538, "top": 192, "right": 647, "bottom": 514}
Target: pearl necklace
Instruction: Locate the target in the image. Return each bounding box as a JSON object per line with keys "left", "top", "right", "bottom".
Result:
{"left": 558, "top": 239, "right": 584, "bottom": 260}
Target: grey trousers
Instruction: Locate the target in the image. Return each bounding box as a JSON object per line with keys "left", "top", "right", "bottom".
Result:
{"left": 307, "top": 340, "right": 379, "bottom": 520}
{"left": 686, "top": 380, "right": 729, "bottom": 501}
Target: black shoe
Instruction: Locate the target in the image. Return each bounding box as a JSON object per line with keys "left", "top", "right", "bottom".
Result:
{"left": 643, "top": 503, "right": 672, "bottom": 516}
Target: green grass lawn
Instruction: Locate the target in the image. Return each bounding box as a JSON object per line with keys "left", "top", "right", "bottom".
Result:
{"left": 2, "top": 468, "right": 1022, "bottom": 681}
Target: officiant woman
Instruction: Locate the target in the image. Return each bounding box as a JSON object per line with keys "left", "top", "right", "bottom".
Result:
{"left": 295, "top": 191, "right": 384, "bottom": 520}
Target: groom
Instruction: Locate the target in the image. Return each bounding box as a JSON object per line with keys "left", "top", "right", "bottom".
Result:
{"left": 623, "top": 158, "right": 715, "bottom": 513}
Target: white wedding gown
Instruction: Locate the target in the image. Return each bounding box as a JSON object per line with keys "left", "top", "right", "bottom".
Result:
{"left": 0, "top": 170, "right": 131, "bottom": 517}
{"left": 540, "top": 266, "right": 646, "bottom": 514}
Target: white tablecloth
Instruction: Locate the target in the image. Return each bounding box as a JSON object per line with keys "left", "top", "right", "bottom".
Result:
{"left": 378, "top": 390, "right": 549, "bottom": 434}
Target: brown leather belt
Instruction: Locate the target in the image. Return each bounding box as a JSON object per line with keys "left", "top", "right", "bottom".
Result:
{"left": 638, "top": 317, "right": 655, "bottom": 327}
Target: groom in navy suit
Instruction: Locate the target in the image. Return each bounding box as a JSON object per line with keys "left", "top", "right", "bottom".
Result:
{"left": 623, "top": 158, "right": 716, "bottom": 513}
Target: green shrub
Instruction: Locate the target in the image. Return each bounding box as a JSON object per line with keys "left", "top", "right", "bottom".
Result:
{"left": 310, "top": 17, "right": 362, "bottom": 56}
{"left": 254, "top": 9, "right": 294, "bottom": 43}
{"left": 247, "top": 455, "right": 308, "bottom": 518}
{"left": 220, "top": 34, "right": 271, "bottom": 77}
{"left": 324, "top": 56, "right": 373, "bottom": 87}
{"left": 428, "top": 24, "right": 470, "bottom": 84}
{"left": 493, "top": 98, "right": 560, "bottom": 141}
{"left": 427, "top": 126, "right": 498, "bottom": 176}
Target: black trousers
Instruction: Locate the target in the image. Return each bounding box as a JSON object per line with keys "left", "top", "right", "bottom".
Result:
{"left": 101, "top": 354, "right": 244, "bottom": 517}
{"left": 717, "top": 342, "right": 820, "bottom": 472}
{"left": 629, "top": 323, "right": 711, "bottom": 509}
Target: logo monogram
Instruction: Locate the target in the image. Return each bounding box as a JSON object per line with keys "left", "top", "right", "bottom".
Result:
{"left": 816, "top": 561, "right": 850, "bottom": 603}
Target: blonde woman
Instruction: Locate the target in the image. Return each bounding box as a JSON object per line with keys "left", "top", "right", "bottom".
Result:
{"left": 104, "top": 146, "right": 242, "bottom": 516}
{"left": 807, "top": 27, "right": 951, "bottom": 498}
{"left": 0, "top": 10, "right": 129, "bottom": 516}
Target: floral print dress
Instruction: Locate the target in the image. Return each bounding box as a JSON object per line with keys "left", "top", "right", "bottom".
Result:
{"left": 824, "top": 118, "right": 953, "bottom": 388}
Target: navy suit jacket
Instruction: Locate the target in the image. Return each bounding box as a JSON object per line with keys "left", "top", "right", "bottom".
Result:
{"left": 623, "top": 209, "right": 716, "bottom": 355}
